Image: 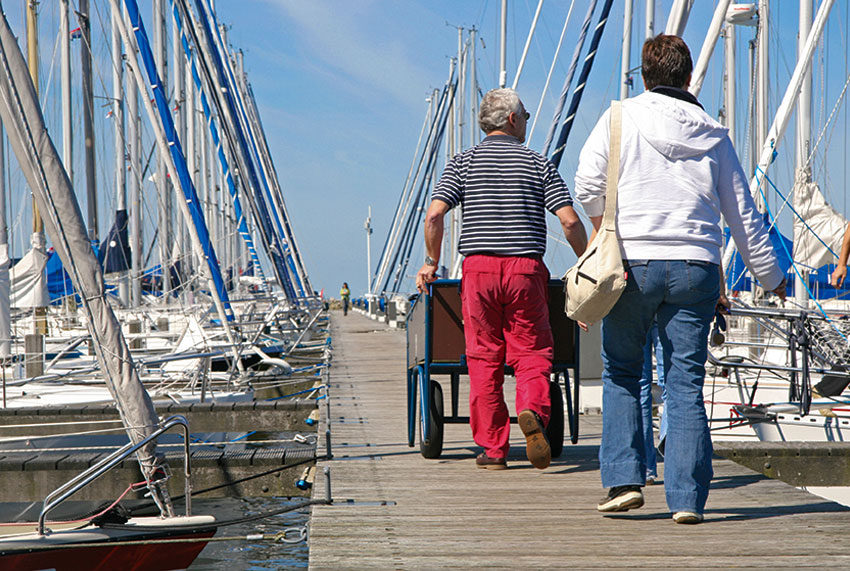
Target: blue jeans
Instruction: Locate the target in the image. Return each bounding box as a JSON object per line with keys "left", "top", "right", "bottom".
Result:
{"left": 640, "top": 322, "right": 664, "bottom": 479}
{"left": 600, "top": 260, "right": 718, "bottom": 514}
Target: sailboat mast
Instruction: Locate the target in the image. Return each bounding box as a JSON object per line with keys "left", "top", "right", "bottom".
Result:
{"left": 172, "top": 5, "right": 188, "bottom": 294}
{"left": 795, "top": 0, "right": 814, "bottom": 306}
{"left": 621, "top": 0, "right": 633, "bottom": 100}
{"left": 723, "top": 21, "right": 736, "bottom": 144}
{"left": 80, "top": 0, "right": 98, "bottom": 244}
{"left": 499, "top": 0, "right": 507, "bottom": 88}
{"left": 112, "top": 5, "right": 129, "bottom": 306}
{"left": 26, "top": 0, "right": 47, "bottom": 337}
{"left": 645, "top": 0, "right": 654, "bottom": 39}
{"left": 126, "top": 12, "right": 142, "bottom": 307}
{"left": 153, "top": 0, "right": 171, "bottom": 298}
{"left": 755, "top": 0, "right": 769, "bottom": 212}
{"left": 60, "top": 0, "right": 72, "bottom": 182}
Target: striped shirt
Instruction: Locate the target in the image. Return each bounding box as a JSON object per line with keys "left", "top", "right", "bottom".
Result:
{"left": 432, "top": 135, "right": 572, "bottom": 256}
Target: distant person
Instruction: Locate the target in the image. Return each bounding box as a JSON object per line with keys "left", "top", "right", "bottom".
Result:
{"left": 573, "top": 35, "right": 785, "bottom": 523}
{"left": 416, "top": 88, "right": 588, "bottom": 471}
{"left": 340, "top": 282, "right": 350, "bottom": 316}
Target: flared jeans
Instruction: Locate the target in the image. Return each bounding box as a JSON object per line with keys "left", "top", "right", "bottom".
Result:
{"left": 599, "top": 259, "right": 718, "bottom": 514}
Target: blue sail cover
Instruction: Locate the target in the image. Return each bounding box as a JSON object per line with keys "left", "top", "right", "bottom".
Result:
{"left": 99, "top": 209, "right": 131, "bottom": 274}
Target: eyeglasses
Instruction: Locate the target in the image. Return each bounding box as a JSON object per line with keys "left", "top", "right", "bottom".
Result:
{"left": 517, "top": 110, "right": 530, "bottom": 120}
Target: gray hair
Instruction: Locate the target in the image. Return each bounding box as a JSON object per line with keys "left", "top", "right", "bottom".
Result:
{"left": 478, "top": 88, "right": 523, "bottom": 133}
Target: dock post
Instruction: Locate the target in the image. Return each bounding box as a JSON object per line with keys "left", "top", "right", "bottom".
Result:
{"left": 25, "top": 333, "right": 43, "bottom": 378}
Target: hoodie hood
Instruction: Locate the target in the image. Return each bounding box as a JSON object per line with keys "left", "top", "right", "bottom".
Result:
{"left": 622, "top": 91, "right": 728, "bottom": 160}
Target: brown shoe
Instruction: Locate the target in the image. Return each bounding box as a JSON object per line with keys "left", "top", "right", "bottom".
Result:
{"left": 476, "top": 452, "right": 507, "bottom": 470}
{"left": 518, "top": 409, "right": 551, "bottom": 469}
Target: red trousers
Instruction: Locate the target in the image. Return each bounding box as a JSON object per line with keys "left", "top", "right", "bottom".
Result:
{"left": 461, "top": 255, "right": 554, "bottom": 459}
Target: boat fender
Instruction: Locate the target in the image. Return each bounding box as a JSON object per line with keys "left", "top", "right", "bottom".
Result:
{"left": 296, "top": 465, "right": 317, "bottom": 490}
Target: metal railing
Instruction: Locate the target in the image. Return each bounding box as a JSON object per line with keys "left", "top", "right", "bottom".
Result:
{"left": 38, "top": 415, "right": 192, "bottom": 535}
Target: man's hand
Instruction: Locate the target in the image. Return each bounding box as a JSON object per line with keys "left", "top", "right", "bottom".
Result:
{"left": 416, "top": 264, "right": 438, "bottom": 294}
{"left": 831, "top": 266, "right": 847, "bottom": 288}
{"left": 716, "top": 292, "right": 731, "bottom": 314}
{"left": 772, "top": 277, "right": 787, "bottom": 301}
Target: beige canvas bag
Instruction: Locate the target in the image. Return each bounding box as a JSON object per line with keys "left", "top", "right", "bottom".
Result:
{"left": 563, "top": 101, "right": 626, "bottom": 323}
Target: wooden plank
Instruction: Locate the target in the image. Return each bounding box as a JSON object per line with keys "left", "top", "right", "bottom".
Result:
{"left": 309, "top": 312, "right": 850, "bottom": 569}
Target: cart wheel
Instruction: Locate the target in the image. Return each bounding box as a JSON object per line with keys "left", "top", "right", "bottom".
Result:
{"left": 420, "top": 380, "right": 444, "bottom": 459}
{"left": 547, "top": 380, "right": 565, "bottom": 458}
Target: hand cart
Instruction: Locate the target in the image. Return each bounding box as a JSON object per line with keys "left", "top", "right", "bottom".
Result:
{"left": 406, "top": 279, "right": 581, "bottom": 458}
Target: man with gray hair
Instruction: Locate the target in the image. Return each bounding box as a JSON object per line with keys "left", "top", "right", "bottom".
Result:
{"left": 416, "top": 88, "right": 587, "bottom": 470}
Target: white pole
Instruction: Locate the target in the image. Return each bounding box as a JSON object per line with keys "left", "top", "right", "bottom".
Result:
{"left": 512, "top": 0, "right": 544, "bottom": 90}
{"left": 365, "top": 206, "right": 372, "bottom": 296}
{"left": 664, "top": 0, "right": 693, "bottom": 36}
{"left": 125, "top": 10, "right": 141, "bottom": 307}
{"left": 470, "top": 27, "right": 479, "bottom": 146}
{"left": 60, "top": 0, "right": 72, "bottom": 182}
{"left": 645, "top": 0, "right": 655, "bottom": 39}
{"left": 689, "top": 0, "right": 732, "bottom": 97}
{"left": 621, "top": 0, "right": 634, "bottom": 100}
{"left": 756, "top": 0, "right": 769, "bottom": 207}
{"left": 112, "top": 7, "right": 129, "bottom": 307}
{"left": 499, "top": 0, "right": 507, "bottom": 88}
{"left": 723, "top": 23, "right": 736, "bottom": 145}
{"left": 795, "top": 0, "right": 814, "bottom": 306}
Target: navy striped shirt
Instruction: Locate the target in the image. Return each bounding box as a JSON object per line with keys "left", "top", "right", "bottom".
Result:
{"left": 432, "top": 135, "right": 572, "bottom": 256}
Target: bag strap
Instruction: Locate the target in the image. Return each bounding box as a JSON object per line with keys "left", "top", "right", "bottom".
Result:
{"left": 602, "top": 101, "right": 622, "bottom": 228}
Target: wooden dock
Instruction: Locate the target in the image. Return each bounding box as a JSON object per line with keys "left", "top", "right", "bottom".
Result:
{"left": 310, "top": 311, "right": 850, "bottom": 569}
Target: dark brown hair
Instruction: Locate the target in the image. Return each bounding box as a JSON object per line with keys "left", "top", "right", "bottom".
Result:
{"left": 641, "top": 35, "right": 693, "bottom": 91}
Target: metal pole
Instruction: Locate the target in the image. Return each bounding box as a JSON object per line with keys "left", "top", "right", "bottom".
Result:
{"left": 126, "top": 11, "right": 142, "bottom": 307}
{"left": 689, "top": 0, "right": 732, "bottom": 97}
{"left": 154, "top": 0, "right": 171, "bottom": 297}
{"left": 645, "top": 0, "right": 654, "bottom": 39}
{"left": 664, "top": 0, "right": 693, "bottom": 36}
{"left": 26, "top": 0, "right": 47, "bottom": 336}
{"left": 80, "top": 0, "right": 98, "bottom": 244}
{"left": 723, "top": 23, "right": 736, "bottom": 144}
{"left": 365, "top": 206, "right": 372, "bottom": 296}
{"left": 621, "top": 0, "right": 633, "bottom": 100}
{"left": 794, "top": 0, "right": 813, "bottom": 307}
{"left": 112, "top": 7, "right": 129, "bottom": 306}
{"left": 60, "top": 0, "right": 72, "bottom": 182}
{"left": 499, "top": 0, "right": 507, "bottom": 88}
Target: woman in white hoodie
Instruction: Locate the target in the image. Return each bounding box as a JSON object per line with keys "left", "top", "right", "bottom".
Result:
{"left": 573, "top": 35, "right": 786, "bottom": 524}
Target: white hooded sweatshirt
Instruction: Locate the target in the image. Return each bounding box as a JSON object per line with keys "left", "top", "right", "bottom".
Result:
{"left": 573, "top": 91, "right": 784, "bottom": 291}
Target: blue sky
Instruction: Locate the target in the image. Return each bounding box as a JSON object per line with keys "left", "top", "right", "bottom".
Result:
{"left": 3, "top": 1, "right": 847, "bottom": 299}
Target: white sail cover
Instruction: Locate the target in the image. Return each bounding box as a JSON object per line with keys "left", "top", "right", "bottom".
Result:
{"left": 0, "top": 9, "right": 167, "bottom": 502}
{"left": 9, "top": 235, "right": 48, "bottom": 309}
{"left": 792, "top": 178, "right": 846, "bottom": 270}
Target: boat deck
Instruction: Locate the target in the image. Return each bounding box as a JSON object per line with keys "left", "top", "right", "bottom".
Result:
{"left": 310, "top": 311, "right": 850, "bottom": 569}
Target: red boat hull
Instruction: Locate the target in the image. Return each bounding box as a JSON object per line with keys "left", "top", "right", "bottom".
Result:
{"left": 0, "top": 531, "right": 215, "bottom": 571}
